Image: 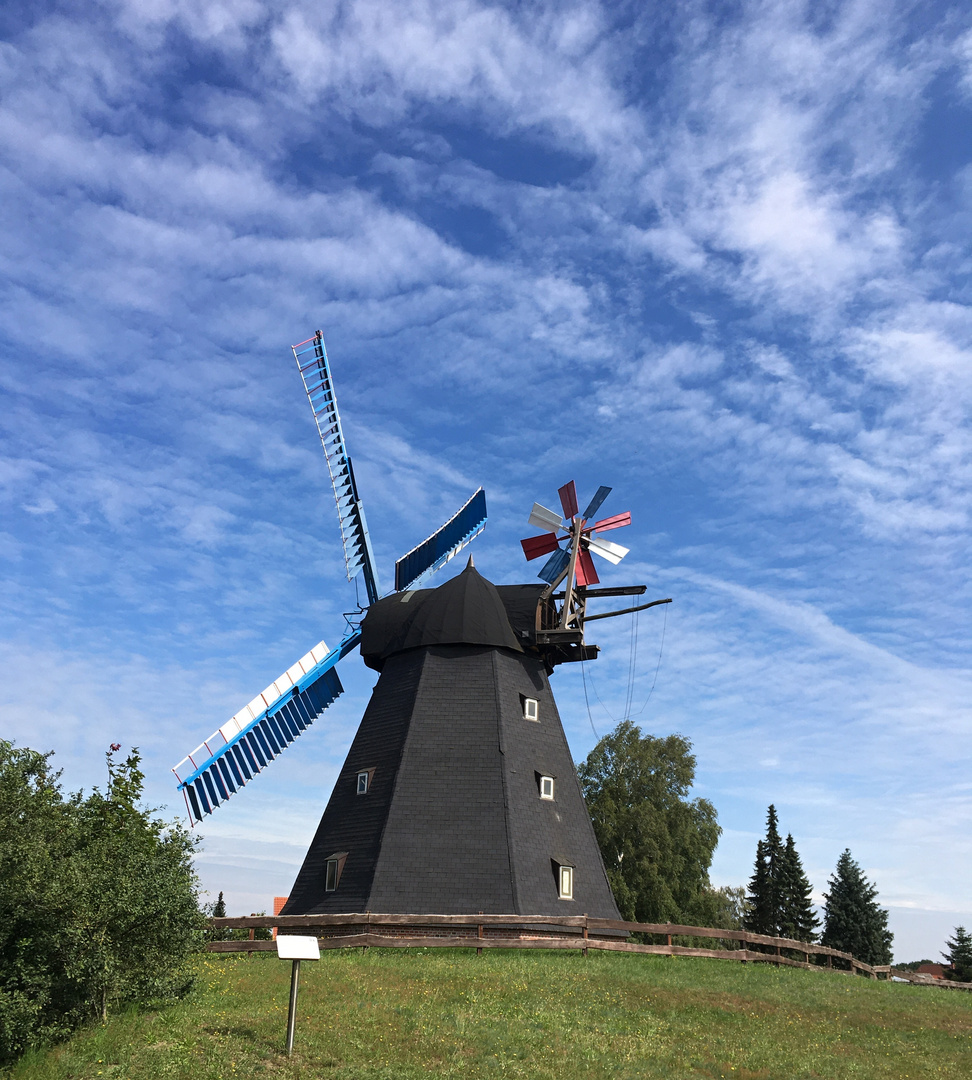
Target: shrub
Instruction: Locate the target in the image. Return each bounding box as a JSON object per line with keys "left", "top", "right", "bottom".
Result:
{"left": 0, "top": 742, "right": 204, "bottom": 1064}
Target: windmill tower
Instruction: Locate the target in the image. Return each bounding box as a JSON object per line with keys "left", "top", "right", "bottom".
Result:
{"left": 172, "top": 333, "right": 669, "bottom": 923}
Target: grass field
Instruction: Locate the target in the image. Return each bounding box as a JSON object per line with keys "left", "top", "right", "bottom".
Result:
{"left": 8, "top": 949, "right": 972, "bottom": 1079}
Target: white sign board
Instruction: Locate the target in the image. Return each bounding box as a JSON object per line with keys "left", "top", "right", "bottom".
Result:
{"left": 276, "top": 935, "right": 321, "bottom": 961}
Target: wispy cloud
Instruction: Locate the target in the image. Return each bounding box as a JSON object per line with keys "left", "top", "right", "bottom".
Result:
{"left": 2, "top": 0, "right": 970, "bottom": 952}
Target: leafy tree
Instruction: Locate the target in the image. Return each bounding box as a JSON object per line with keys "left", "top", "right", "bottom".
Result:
{"left": 942, "top": 926, "right": 972, "bottom": 982}
{"left": 0, "top": 743, "right": 72, "bottom": 1056}
{"left": 778, "top": 834, "right": 820, "bottom": 942}
{"left": 577, "top": 721, "right": 721, "bottom": 925}
{"left": 705, "top": 885, "right": 747, "bottom": 931}
{"left": 821, "top": 849, "right": 893, "bottom": 966}
{"left": 744, "top": 805, "right": 784, "bottom": 936}
{"left": 0, "top": 742, "right": 203, "bottom": 1064}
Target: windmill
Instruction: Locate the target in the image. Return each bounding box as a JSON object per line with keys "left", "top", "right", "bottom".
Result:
{"left": 282, "top": 479, "right": 670, "bottom": 919}
{"left": 171, "top": 332, "right": 487, "bottom": 824}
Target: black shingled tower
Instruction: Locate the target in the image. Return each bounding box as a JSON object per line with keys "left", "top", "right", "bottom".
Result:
{"left": 282, "top": 559, "right": 621, "bottom": 919}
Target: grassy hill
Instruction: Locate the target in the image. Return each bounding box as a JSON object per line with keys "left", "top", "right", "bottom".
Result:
{"left": 8, "top": 949, "right": 971, "bottom": 1079}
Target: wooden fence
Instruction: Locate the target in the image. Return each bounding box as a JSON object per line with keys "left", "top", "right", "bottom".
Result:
{"left": 206, "top": 913, "right": 971, "bottom": 991}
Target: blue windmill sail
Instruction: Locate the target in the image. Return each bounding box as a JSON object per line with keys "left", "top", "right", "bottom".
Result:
{"left": 293, "top": 332, "right": 380, "bottom": 605}
{"left": 172, "top": 630, "right": 360, "bottom": 824}
{"left": 395, "top": 487, "right": 487, "bottom": 592}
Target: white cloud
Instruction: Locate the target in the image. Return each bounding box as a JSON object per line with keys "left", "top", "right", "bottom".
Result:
{"left": 2, "top": 0, "right": 971, "bottom": 952}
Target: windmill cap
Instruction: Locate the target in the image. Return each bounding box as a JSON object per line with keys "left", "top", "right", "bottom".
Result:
{"left": 360, "top": 562, "right": 524, "bottom": 669}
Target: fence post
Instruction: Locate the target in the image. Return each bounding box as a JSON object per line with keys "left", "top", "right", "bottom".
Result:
{"left": 477, "top": 912, "right": 483, "bottom": 956}
{"left": 582, "top": 916, "right": 588, "bottom": 957}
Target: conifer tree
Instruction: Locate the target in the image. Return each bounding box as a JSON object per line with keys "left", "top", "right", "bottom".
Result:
{"left": 821, "top": 849, "right": 892, "bottom": 965}
{"left": 212, "top": 891, "right": 227, "bottom": 919}
{"left": 942, "top": 926, "right": 972, "bottom": 982}
{"left": 744, "top": 805, "right": 784, "bottom": 936}
{"left": 778, "top": 834, "right": 819, "bottom": 942}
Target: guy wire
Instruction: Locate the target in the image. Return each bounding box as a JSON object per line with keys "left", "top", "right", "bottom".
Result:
{"left": 631, "top": 601, "right": 667, "bottom": 717}
{"left": 581, "top": 661, "right": 599, "bottom": 740}
{"left": 624, "top": 608, "right": 639, "bottom": 721}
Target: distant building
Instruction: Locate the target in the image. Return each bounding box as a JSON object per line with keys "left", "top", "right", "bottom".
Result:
{"left": 272, "top": 895, "right": 288, "bottom": 939}
{"left": 917, "top": 963, "right": 945, "bottom": 979}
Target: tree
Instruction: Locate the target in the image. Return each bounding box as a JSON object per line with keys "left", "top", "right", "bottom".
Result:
{"left": 0, "top": 743, "right": 73, "bottom": 1058}
{"left": 778, "top": 834, "right": 820, "bottom": 943}
{"left": 744, "top": 805, "right": 784, "bottom": 936}
{"left": 577, "top": 721, "right": 721, "bottom": 925}
{"left": 942, "top": 926, "right": 972, "bottom": 983}
{"left": 744, "top": 809, "right": 818, "bottom": 943}
{"left": 212, "top": 891, "right": 227, "bottom": 919}
{"left": 821, "top": 849, "right": 893, "bottom": 966}
{"left": 0, "top": 742, "right": 203, "bottom": 1064}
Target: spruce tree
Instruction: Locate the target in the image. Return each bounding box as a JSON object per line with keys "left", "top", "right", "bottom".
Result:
{"left": 212, "top": 891, "right": 227, "bottom": 919}
{"left": 744, "top": 805, "right": 784, "bottom": 936}
{"left": 778, "top": 834, "right": 819, "bottom": 942}
{"left": 942, "top": 926, "right": 972, "bottom": 982}
{"left": 821, "top": 849, "right": 892, "bottom": 965}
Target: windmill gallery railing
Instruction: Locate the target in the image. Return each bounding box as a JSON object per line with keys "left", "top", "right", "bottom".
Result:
{"left": 204, "top": 914, "right": 971, "bottom": 991}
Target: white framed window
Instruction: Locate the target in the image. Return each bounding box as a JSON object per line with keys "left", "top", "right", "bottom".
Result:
{"left": 540, "top": 775, "right": 555, "bottom": 800}
{"left": 357, "top": 770, "right": 369, "bottom": 795}
{"left": 522, "top": 696, "right": 539, "bottom": 721}
{"left": 559, "top": 864, "right": 574, "bottom": 900}
{"left": 325, "top": 851, "right": 348, "bottom": 891}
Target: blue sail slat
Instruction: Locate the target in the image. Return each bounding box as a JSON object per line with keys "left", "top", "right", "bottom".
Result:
{"left": 231, "top": 744, "right": 252, "bottom": 781}
{"left": 283, "top": 700, "right": 308, "bottom": 732}
{"left": 252, "top": 723, "right": 277, "bottom": 761}
{"left": 242, "top": 733, "right": 264, "bottom": 770}
{"left": 203, "top": 770, "right": 221, "bottom": 807}
{"left": 226, "top": 750, "right": 247, "bottom": 786}
{"left": 217, "top": 757, "right": 237, "bottom": 794}
{"left": 268, "top": 713, "right": 293, "bottom": 746}
{"left": 258, "top": 717, "right": 283, "bottom": 755}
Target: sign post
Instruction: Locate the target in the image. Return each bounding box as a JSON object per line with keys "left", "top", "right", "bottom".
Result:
{"left": 275, "top": 935, "right": 321, "bottom": 1055}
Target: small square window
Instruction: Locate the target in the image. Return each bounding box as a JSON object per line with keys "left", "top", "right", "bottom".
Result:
{"left": 522, "top": 697, "right": 539, "bottom": 721}
{"left": 559, "top": 865, "right": 573, "bottom": 900}
{"left": 357, "top": 771, "right": 369, "bottom": 795}
{"left": 540, "top": 775, "right": 555, "bottom": 800}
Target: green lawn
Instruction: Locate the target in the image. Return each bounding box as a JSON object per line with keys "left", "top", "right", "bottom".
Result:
{"left": 8, "top": 949, "right": 972, "bottom": 1079}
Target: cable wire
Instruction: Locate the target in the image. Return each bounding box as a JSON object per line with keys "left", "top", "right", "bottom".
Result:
{"left": 581, "top": 660, "right": 599, "bottom": 740}
{"left": 630, "top": 602, "right": 667, "bottom": 717}
{"left": 583, "top": 602, "right": 669, "bottom": 728}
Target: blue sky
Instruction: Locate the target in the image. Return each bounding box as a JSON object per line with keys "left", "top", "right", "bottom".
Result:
{"left": 2, "top": 0, "right": 970, "bottom": 961}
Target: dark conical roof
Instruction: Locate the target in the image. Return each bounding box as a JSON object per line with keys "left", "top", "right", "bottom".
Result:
{"left": 360, "top": 562, "right": 523, "bottom": 670}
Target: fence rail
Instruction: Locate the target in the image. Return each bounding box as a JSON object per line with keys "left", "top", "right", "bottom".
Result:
{"left": 205, "top": 913, "right": 970, "bottom": 991}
